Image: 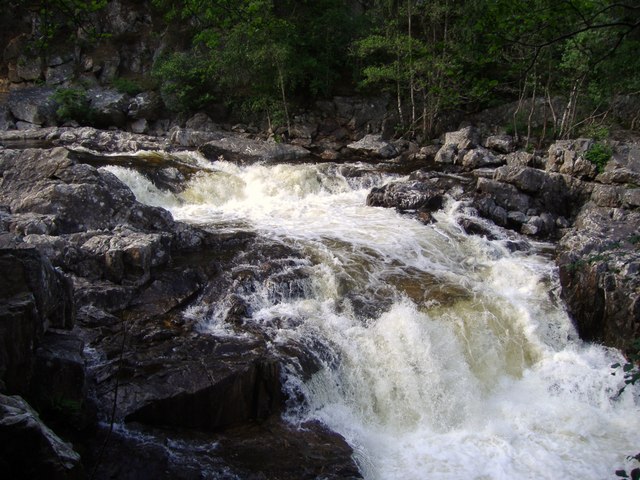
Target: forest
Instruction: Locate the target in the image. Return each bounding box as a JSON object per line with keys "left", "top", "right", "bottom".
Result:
{"left": 4, "top": 0, "right": 640, "bottom": 139}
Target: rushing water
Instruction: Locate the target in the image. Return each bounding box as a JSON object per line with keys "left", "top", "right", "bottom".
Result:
{"left": 103, "top": 154, "right": 640, "bottom": 480}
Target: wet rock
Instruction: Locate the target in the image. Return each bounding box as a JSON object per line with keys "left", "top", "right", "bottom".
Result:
{"left": 0, "top": 247, "right": 74, "bottom": 394}
{"left": 169, "top": 127, "right": 225, "bottom": 148}
{"left": 367, "top": 171, "right": 472, "bottom": 212}
{"left": 0, "top": 394, "right": 83, "bottom": 480}
{"left": 347, "top": 134, "right": 398, "bottom": 159}
{"left": 31, "top": 329, "right": 88, "bottom": 429}
{"left": 200, "top": 134, "right": 310, "bottom": 163}
{"left": 557, "top": 207, "right": 640, "bottom": 350}
{"left": 0, "top": 147, "right": 174, "bottom": 234}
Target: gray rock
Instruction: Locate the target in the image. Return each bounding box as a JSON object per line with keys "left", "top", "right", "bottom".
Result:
{"left": 127, "top": 91, "right": 163, "bottom": 120}
{"left": 485, "top": 134, "right": 515, "bottom": 153}
{"left": 0, "top": 105, "right": 16, "bottom": 131}
{"left": 7, "top": 87, "right": 57, "bottom": 126}
{"left": 461, "top": 146, "right": 503, "bottom": 170}
{"left": 558, "top": 207, "right": 640, "bottom": 350}
{"left": 185, "top": 112, "right": 217, "bottom": 131}
{"left": 129, "top": 118, "right": 148, "bottom": 134}
{"left": 347, "top": 134, "right": 398, "bottom": 158}
{"left": 0, "top": 394, "right": 83, "bottom": 479}
{"left": 16, "top": 56, "right": 42, "bottom": 81}
{"left": 169, "top": 127, "right": 225, "bottom": 148}
{"left": 0, "top": 247, "right": 74, "bottom": 394}
{"left": 200, "top": 134, "right": 310, "bottom": 163}
{"left": 87, "top": 88, "right": 130, "bottom": 128}
{"left": 435, "top": 126, "right": 479, "bottom": 164}
{"left": 547, "top": 139, "right": 598, "bottom": 180}
{"left": 45, "top": 62, "right": 75, "bottom": 86}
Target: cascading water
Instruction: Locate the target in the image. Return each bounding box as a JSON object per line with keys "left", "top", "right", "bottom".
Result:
{"left": 103, "top": 154, "right": 640, "bottom": 479}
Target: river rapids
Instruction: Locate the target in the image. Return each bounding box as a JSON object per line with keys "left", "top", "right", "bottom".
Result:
{"left": 103, "top": 152, "right": 640, "bottom": 480}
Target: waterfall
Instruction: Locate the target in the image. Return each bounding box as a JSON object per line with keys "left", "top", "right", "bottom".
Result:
{"left": 104, "top": 155, "right": 640, "bottom": 479}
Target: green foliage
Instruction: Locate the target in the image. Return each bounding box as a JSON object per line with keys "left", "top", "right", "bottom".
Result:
{"left": 15, "top": 0, "right": 108, "bottom": 51}
{"left": 112, "top": 77, "right": 145, "bottom": 96}
{"left": 153, "top": 52, "right": 219, "bottom": 113}
{"left": 585, "top": 142, "right": 613, "bottom": 173}
{"left": 51, "top": 87, "right": 95, "bottom": 125}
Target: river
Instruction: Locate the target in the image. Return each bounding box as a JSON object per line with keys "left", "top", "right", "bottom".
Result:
{"left": 103, "top": 152, "right": 640, "bottom": 479}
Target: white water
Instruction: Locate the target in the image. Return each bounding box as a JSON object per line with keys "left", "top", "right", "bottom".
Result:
{"left": 103, "top": 155, "right": 640, "bottom": 479}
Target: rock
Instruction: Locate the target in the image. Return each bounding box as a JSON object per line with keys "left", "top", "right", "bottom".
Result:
{"left": 16, "top": 55, "right": 43, "bottom": 82}
{"left": 185, "top": 112, "right": 217, "bottom": 131}
{"left": 0, "top": 147, "right": 174, "bottom": 234}
{"left": 557, "top": 207, "right": 640, "bottom": 350}
{"left": 87, "top": 88, "right": 130, "bottom": 128}
{"left": 347, "top": 134, "right": 398, "bottom": 158}
{"left": 547, "top": 139, "right": 598, "bottom": 180}
{"left": 169, "top": 127, "right": 225, "bottom": 148}
{"left": 45, "top": 62, "right": 75, "bottom": 86}
{"left": 129, "top": 118, "right": 148, "bottom": 134}
{"left": 0, "top": 247, "right": 74, "bottom": 394}
{"left": 200, "top": 134, "right": 310, "bottom": 163}
{"left": 435, "top": 126, "right": 480, "bottom": 164}
{"left": 31, "top": 329, "right": 88, "bottom": 429}
{"left": 461, "top": 146, "right": 504, "bottom": 170}
{"left": 0, "top": 394, "right": 83, "bottom": 479}
{"left": 7, "top": 87, "right": 57, "bottom": 126}
{"left": 367, "top": 171, "right": 472, "bottom": 212}
{"left": 476, "top": 177, "right": 532, "bottom": 214}
{"left": 505, "top": 151, "right": 541, "bottom": 168}
{"left": 127, "top": 91, "right": 163, "bottom": 120}
{"left": 0, "top": 105, "right": 16, "bottom": 131}
{"left": 485, "top": 134, "right": 515, "bottom": 153}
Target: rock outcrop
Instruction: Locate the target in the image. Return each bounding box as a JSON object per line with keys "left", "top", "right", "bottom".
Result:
{"left": 0, "top": 141, "right": 361, "bottom": 478}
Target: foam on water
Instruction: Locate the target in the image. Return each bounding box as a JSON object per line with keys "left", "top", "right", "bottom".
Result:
{"left": 108, "top": 159, "right": 640, "bottom": 479}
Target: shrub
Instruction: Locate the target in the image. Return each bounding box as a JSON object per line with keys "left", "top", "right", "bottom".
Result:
{"left": 112, "top": 77, "right": 144, "bottom": 96}
{"left": 51, "top": 87, "right": 95, "bottom": 125}
{"left": 585, "top": 142, "right": 612, "bottom": 173}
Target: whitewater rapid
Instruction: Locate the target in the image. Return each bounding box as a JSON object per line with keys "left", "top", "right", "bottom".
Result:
{"left": 103, "top": 154, "right": 640, "bottom": 480}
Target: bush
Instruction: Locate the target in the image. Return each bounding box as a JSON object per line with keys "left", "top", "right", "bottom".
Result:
{"left": 112, "top": 77, "right": 144, "bottom": 96}
{"left": 585, "top": 142, "right": 612, "bottom": 173}
{"left": 51, "top": 88, "right": 95, "bottom": 125}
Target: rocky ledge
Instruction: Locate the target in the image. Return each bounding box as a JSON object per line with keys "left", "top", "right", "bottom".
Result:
{"left": 365, "top": 126, "right": 640, "bottom": 352}
{"left": 0, "top": 123, "right": 638, "bottom": 478}
{"left": 0, "top": 142, "right": 361, "bottom": 479}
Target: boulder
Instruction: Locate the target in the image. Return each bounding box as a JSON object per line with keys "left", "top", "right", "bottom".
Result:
{"left": 0, "top": 247, "right": 74, "bottom": 394}
{"left": 0, "top": 105, "right": 15, "bottom": 131}
{"left": 0, "top": 394, "right": 83, "bottom": 479}
{"left": 0, "top": 147, "right": 174, "bottom": 234}
{"left": 557, "top": 207, "right": 640, "bottom": 350}
{"left": 485, "top": 134, "right": 515, "bottom": 153}
{"left": 435, "top": 126, "right": 480, "bottom": 164}
{"left": 461, "top": 146, "right": 504, "bottom": 170}
{"left": 200, "top": 134, "right": 310, "bottom": 163}
{"left": 7, "top": 87, "right": 57, "bottom": 126}
{"left": 16, "top": 56, "right": 43, "bottom": 82}
{"left": 547, "top": 139, "right": 598, "bottom": 180}
{"left": 127, "top": 91, "right": 163, "bottom": 120}
{"left": 31, "top": 329, "right": 88, "bottom": 428}
{"left": 87, "top": 88, "right": 130, "bottom": 128}
{"left": 347, "top": 134, "right": 398, "bottom": 158}
{"left": 45, "top": 62, "right": 75, "bottom": 86}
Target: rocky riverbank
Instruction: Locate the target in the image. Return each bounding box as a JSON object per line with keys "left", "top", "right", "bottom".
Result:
{"left": 0, "top": 122, "right": 638, "bottom": 478}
